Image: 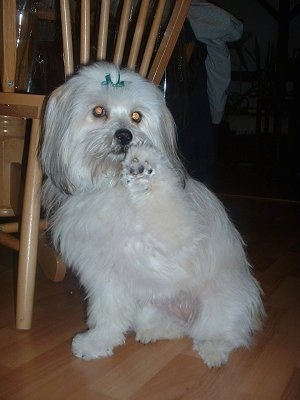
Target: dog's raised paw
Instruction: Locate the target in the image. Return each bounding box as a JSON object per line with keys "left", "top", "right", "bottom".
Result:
{"left": 122, "top": 147, "right": 157, "bottom": 189}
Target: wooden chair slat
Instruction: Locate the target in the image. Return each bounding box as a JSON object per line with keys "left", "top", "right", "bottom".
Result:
{"left": 127, "top": 0, "right": 150, "bottom": 69}
{"left": 60, "top": 0, "right": 74, "bottom": 76}
{"left": 113, "top": 0, "right": 133, "bottom": 66}
{"left": 80, "top": 0, "right": 90, "bottom": 65}
{"left": 97, "top": 0, "right": 111, "bottom": 60}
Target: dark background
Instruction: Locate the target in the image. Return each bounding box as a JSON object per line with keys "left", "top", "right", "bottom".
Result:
{"left": 169, "top": 0, "right": 300, "bottom": 201}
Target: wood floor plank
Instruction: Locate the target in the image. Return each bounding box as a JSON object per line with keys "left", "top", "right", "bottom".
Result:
{"left": 281, "top": 368, "right": 300, "bottom": 400}
{"left": 91, "top": 338, "right": 191, "bottom": 399}
{"left": 239, "top": 334, "right": 300, "bottom": 399}
{"left": 128, "top": 354, "right": 208, "bottom": 400}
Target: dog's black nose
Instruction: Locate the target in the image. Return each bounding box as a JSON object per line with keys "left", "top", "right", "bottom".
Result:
{"left": 114, "top": 129, "right": 133, "bottom": 146}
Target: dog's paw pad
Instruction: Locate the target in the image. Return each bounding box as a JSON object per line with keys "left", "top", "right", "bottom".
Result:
{"left": 128, "top": 157, "right": 154, "bottom": 177}
{"left": 122, "top": 153, "right": 156, "bottom": 189}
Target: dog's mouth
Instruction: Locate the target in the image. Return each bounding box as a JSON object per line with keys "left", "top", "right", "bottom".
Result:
{"left": 113, "top": 144, "right": 131, "bottom": 155}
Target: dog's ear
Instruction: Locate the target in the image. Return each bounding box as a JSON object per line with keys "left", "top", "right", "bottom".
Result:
{"left": 40, "top": 85, "right": 74, "bottom": 195}
{"left": 160, "top": 106, "right": 188, "bottom": 187}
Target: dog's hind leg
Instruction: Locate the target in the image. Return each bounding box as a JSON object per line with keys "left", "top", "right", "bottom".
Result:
{"left": 189, "top": 318, "right": 239, "bottom": 368}
{"left": 188, "top": 285, "right": 254, "bottom": 368}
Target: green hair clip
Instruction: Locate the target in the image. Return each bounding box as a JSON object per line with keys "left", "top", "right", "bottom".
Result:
{"left": 101, "top": 73, "right": 124, "bottom": 87}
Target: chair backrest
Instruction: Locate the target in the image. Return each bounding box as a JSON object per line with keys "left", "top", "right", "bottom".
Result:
{"left": 60, "top": 0, "right": 190, "bottom": 84}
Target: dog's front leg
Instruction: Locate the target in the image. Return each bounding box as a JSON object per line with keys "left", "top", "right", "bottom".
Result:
{"left": 72, "top": 286, "right": 133, "bottom": 360}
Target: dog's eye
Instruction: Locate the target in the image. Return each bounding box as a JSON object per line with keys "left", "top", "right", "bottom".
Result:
{"left": 131, "top": 111, "right": 142, "bottom": 123}
{"left": 92, "top": 106, "right": 106, "bottom": 118}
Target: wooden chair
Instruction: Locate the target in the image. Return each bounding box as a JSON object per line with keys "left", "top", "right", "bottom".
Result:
{"left": 0, "top": 0, "right": 191, "bottom": 329}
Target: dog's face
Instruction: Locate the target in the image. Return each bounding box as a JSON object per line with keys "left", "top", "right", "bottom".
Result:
{"left": 41, "top": 62, "right": 184, "bottom": 194}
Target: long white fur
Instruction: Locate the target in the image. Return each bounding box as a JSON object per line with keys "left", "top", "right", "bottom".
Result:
{"left": 40, "top": 62, "right": 265, "bottom": 367}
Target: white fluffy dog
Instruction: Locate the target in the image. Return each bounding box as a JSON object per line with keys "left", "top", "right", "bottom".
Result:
{"left": 40, "top": 62, "right": 264, "bottom": 367}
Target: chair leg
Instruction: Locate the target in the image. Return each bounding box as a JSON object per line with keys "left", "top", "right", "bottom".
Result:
{"left": 16, "top": 119, "right": 42, "bottom": 329}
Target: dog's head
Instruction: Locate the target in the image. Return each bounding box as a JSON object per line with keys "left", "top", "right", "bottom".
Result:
{"left": 40, "top": 62, "right": 185, "bottom": 194}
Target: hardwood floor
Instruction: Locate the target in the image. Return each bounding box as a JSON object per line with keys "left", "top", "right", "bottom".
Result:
{"left": 0, "top": 196, "right": 299, "bottom": 400}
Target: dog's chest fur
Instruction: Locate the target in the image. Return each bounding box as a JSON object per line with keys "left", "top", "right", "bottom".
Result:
{"left": 52, "top": 180, "right": 201, "bottom": 294}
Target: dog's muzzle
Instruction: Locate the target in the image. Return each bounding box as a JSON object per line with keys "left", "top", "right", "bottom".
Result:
{"left": 114, "top": 129, "right": 133, "bottom": 147}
